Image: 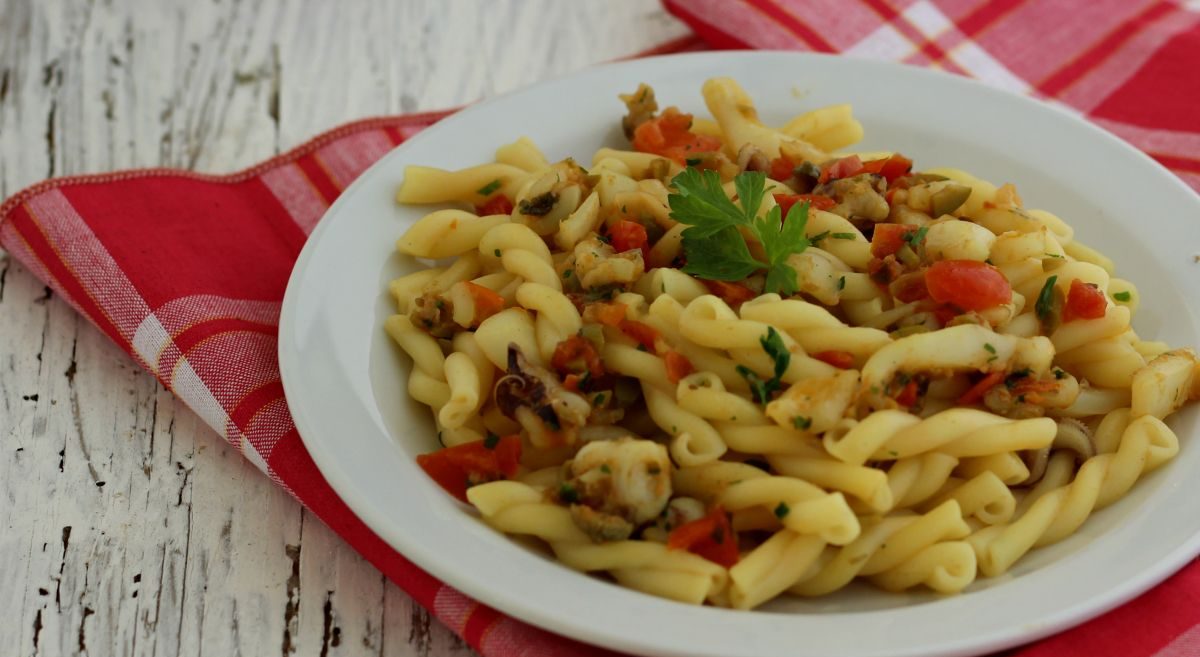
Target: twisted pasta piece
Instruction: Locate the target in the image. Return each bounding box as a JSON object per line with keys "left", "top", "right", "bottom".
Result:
{"left": 644, "top": 296, "right": 750, "bottom": 394}
{"left": 860, "top": 325, "right": 1054, "bottom": 398}
{"left": 739, "top": 295, "right": 890, "bottom": 364}
{"left": 824, "top": 407, "right": 1055, "bottom": 462}
{"left": 967, "top": 410, "right": 1179, "bottom": 576}
{"left": 495, "top": 136, "right": 549, "bottom": 172}
{"left": 478, "top": 223, "right": 560, "bottom": 290}
{"left": 886, "top": 452, "right": 959, "bottom": 511}
{"left": 396, "top": 210, "right": 511, "bottom": 258}
{"left": 788, "top": 500, "right": 974, "bottom": 596}
{"left": 680, "top": 295, "right": 836, "bottom": 381}
{"left": 642, "top": 383, "right": 728, "bottom": 467}
{"left": 467, "top": 481, "right": 727, "bottom": 604}
{"left": 730, "top": 530, "right": 826, "bottom": 609}
{"left": 515, "top": 282, "right": 581, "bottom": 363}
{"left": 768, "top": 454, "right": 893, "bottom": 512}
{"left": 676, "top": 372, "right": 765, "bottom": 425}
{"left": 922, "top": 471, "right": 1017, "bottom": 525}
{"left": 397, "top": 162, "right": 528, "bottom": 204}
{"left": 385, "top": 314, "right": 449, "bottom": 409}
{"left": 474, "top": 307, "right": 541, "bottom": 370}
{"left": 437, "top": 332, "right": 494, "bottom": 431}
{"left": 718, "top": 476, "right": 861, "bottom": 545}
{"left": 1055, "top": 336, "right": 1145, "bottom": 389}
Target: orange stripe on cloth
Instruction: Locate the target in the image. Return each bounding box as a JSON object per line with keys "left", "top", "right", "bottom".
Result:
{"left": 858, "top": 0, "right": 966, "bottom": 73}
{"left": 462, "top": 602, "right": 505, "bottom": 648}
{"left": 171, "top": 316, "right": 278, "bottom": 351}
{"left": 291, "top": 155, "right": 342, "bottom": 205}
{"left": 7, "top": 201, "right": 132, "bottom": 351}
{"left": 1036, "top": 0, "right": 1175, "bottom": 97}
{"left": 227, "top": 379, "right": 287, "bottom": 435}
{"left": 744, "top": 0, "right": 837, "bottom": 51}
{"left": 954, "top": 0, "right": 1032, "bottom": 39}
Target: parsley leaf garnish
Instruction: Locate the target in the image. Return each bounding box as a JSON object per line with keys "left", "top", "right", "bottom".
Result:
{"left": 1113, "top": 291, "right": 1131, "bottom": 302}
{"left": 903, "top": 225, "right": 930, "bottom": 247}
{"left": 669, "top": 168, "right": 816, "bottom": 294}
{"left": 774, "top": 502, "right": 790, "bottom": 519}
{"left": 831, "top": 232, "right": 857, "bottom": 240}
{"left": 476, "top": 179, "right": 502, "bottom": 196}
{"left": 1036, "top": 275, "right": 1059, "bottom": 321}
{"left": 737, "top": 327, "right": 790, "bottom": 404}
{"left": 681, "top": 226, "right": 762, "bottom": 280}
{"left": 483, "top": 432, "right": 500, "bottom": 449}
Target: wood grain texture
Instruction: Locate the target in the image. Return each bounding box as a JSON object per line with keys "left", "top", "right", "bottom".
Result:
{"left": 0, "top": 1, "right": 689, "bottom": 655}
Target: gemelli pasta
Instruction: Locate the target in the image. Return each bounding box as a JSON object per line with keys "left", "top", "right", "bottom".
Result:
{"left": 386, "top": 77, "right": 1200, "bottom": 609}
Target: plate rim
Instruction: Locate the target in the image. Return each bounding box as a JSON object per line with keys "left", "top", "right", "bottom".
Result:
{"left": 279, "top": 50, "right": 1200, "bottom": 657}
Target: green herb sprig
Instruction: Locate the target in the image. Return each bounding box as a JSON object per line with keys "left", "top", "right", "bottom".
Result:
{"left": 736, "top": 327, "right": 790, "bottom": 404}
{"left": 668, "top": 168, "right": 816, "bottom": 294}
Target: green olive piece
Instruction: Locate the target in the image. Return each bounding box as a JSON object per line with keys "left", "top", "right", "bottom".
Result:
{"left": 910, "top": 172, "right": 949, "bottom": 183}
{"left": 929, "top": 183, "right": 973, "bottom": 217}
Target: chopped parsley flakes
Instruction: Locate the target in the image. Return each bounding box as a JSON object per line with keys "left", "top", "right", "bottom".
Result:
{"left": 476, "top": 179, "right": 502, "bottom": 196}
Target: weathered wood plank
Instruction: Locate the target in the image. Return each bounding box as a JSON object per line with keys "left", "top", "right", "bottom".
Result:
{"left": 0, "top": 1, "right": 688, "bottom": 656}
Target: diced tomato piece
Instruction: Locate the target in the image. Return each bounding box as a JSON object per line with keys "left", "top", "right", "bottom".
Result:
{"left": 667, "top": 506, "right": 738, "bottom": 568}
{"left": 551, "top": 335, "right": 605, "bottom": 379}
{"left": 476, "top": 195, "right": 514, "bottom": 216}
{"left": 702, "top": 279, "right": 756, "bottom": 307}
{"left": 463, "top": 282, "right": 505, "bottom": 324}
{"left": 812, "top": 350, "right": 855, "bottom": 369}
{"left": 619, "top": 319, "right": 660, "bottom": 354}
{"left": 1061, "top": 278, "right": 1108, "bottom": 322}
{"left": 773, "top": 193, "right": 836, "bottom": 216}
{"left": 957, "top": 372, "right": 1006, "bottom": 406}
{"left": 416, "top": 436, "right": 522, "bottom": 502}
{"left": 925, "top": 260, "right": 1012, "bottom": 311}
{"left": 563, "top": 373, "right": 583, "bottom": 392}
{"left": 871, "top": 224, "right": 918, "bottom": 258}
{"left": 589, "top": 301, "right": 628, "bottom": 327}
{"left": 632, "top": 107, "right": 725, "bottom": 164}
{"left": 768, "top": 155, "right": 796, "bottom": 182}
{"left": 819, "top": 155, "right": 863, "bottom": 183}
{"left": 664, "top": 350, "right": 695, "bottom": 384}
{"left": 859, "top": 154, "right": 913, "bottom": 184}
{"left": 894, "top": 379, "right": 920, "bottom": 407}
{"left": 609, "top": 219, "right": 650, "bottom": 258}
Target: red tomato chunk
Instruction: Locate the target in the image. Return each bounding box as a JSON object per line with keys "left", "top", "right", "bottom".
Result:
{"left": 1061, "top": 278, "right": 1108, "bottom": 322}
{"left": 416, "top": 436, "right": 522, "bottom": 502}
{"left": 925, "top": 260, "right": 1012, "bottom": 311}
{"left": 667, "top": 506, "right": 739, "bottom": 568}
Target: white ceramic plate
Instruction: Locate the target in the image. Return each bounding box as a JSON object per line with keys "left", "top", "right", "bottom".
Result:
{"left": 279, "top": 52, "right": 1200, "bottom": 657}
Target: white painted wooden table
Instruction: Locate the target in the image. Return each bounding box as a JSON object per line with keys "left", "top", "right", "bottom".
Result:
{"left": 0, "top": 2, "right": 689, "bottom": 654}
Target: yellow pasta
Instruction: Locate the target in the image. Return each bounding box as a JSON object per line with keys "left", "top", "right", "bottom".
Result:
{"left": 385, "top": 77, "right": 1198, "bottom": 610}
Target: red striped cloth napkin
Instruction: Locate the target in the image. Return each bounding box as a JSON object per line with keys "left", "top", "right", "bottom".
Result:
{"left": 2, "top": 2, "right": 1198, "bottom": 654}
{"left": 667, "top": 0, "right": 1200, "bottom": 194}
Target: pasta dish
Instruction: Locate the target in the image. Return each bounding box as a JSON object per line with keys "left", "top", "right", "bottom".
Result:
{"left": 384, "top": 77, "right": 1199, "bottom": 609}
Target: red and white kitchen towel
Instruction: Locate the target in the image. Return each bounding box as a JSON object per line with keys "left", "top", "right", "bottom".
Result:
{"left": 2, "top": 2, "right": 1198, "bottom": 655}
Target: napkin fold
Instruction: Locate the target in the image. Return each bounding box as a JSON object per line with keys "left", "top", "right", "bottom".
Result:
{"left": 2, "top": 3, "right": 1198, "bottom": 655}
